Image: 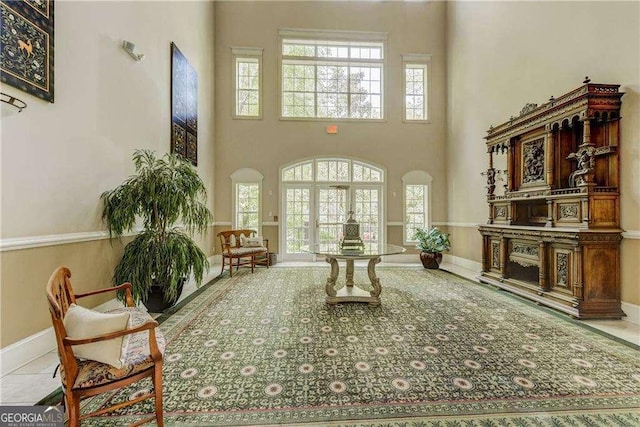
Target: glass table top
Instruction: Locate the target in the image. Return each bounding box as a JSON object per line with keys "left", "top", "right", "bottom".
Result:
{"left": 303, "top": 243, "right": 406, "bottom": 258}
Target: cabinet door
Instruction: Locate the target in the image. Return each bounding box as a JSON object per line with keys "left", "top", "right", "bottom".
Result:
{"left": 550, "top": 246, "right": 573, "bottom": 296}
{"left": 489, "top": 239, "right": 501, "bottom": 272}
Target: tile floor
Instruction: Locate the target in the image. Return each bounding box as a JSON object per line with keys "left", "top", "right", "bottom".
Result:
{"left": 1, "top": 261, "right": 638, "bottom": 406}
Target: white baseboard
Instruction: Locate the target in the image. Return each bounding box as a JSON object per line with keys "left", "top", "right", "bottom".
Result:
{"left": 442, "top": 254, "right": 482, "bottom": 273}
{"left": 0, "top": 298, "right": 124, "bottom": 377}
{"left": 621, "top": 301, "right": 640, "bottom": 325}
{"left": 0, "top": 328, "right": 56, "bottom": 377}
{"left": 381, "top": 254, "right": 419, "bottom": 263}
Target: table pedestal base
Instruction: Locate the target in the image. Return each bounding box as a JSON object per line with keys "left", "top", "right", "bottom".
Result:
{"left": 324, "top": 257, "right": 382, "bottom": 306}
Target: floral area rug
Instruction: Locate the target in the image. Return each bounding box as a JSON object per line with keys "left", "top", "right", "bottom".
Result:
{"left": 81, "top": 266, "right": 640, "bottom": 426}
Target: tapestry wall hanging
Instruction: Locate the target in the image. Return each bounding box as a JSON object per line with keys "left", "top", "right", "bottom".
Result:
{"left": 171, "top": 42, "right": 198, "bottom": 166}
{"left": 0, "top": 0, "right": 54, "bottom": 103}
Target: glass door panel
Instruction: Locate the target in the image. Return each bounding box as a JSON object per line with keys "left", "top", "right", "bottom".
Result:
{"left": 317, "top": 187, "right": 349, "bottom": 247}
{"left": 283, "top": 186, "right": 312, "bottom": 260}
{"left": 353, "top": 186, "right": 381, "bottom": 251}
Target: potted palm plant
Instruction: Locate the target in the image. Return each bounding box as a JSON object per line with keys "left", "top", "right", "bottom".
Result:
{"left": 413, "top": 227, "right": 451, "bottom": 269}
{"left": 101, "top": 149, "right": 212, "bottom": 312}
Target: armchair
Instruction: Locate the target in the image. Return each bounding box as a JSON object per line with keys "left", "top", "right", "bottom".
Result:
{"left": 46, "top": 266, "right": 164, "bottom": 426}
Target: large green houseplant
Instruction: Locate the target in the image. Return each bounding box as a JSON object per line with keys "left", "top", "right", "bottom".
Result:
{"left": 101, "top": 149, "right": 212, "bottom": 311}
{"left": 413, "top": 227, "right": 451, "bottom": 269}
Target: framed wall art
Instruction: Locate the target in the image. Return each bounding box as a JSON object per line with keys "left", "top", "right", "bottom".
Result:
{"left": 0, "top": 0, "right": 54, "bottom": 102}
{"left": 171, "top": 42, "right": 198, "bottom": 166}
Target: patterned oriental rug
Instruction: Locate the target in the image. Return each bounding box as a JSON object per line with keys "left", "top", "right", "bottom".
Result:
{"left": 80, "top": 267, "right": 640, "bottom": 426}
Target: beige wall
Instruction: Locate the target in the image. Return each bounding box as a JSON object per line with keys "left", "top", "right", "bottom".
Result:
{"left": 0, "top": 1, "right": 216, "bottom": 348}
{"left": 446, "top": 1, "right": 640, "bottom": 305}
{"left": 214, "top": 1, "right": 448, "bottom": 243}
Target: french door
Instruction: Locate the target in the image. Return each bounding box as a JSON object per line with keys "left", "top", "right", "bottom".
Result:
{"left": 281, "top": 184, "right": 382, "bottom": 261}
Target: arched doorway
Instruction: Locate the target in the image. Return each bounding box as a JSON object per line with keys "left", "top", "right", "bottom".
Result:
{"left": 280, "top": 157, "right": 385, "bottom": 261}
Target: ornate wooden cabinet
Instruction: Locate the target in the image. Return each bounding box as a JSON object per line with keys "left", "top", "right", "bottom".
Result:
{"left": 478, "top": 78, "right": 625, "bottom": 319}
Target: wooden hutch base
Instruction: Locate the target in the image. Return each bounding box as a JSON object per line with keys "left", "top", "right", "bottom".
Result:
{"left": 478, "top": 79, "right": 625, "bottom": 319}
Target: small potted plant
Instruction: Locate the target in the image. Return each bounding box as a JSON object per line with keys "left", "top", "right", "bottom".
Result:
{"left": 413, "top": 227, "right": 451, "bottom": 269}
{"left": 101, "top": 149, "right": 212, "bottom": 311}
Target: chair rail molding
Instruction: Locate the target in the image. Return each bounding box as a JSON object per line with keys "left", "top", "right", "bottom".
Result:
{"left": 0, "top": 223, "right": 219, "bottom": 252}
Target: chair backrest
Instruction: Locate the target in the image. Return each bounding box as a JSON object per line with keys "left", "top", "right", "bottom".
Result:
{"left": 217, "top": 229, "right": 257, "bottom": 249}
{"left": 47, "top": 266, "right": 76, "bottom": 321}
{"left": 46, "top": 266, "right": 79, "bottom": 377}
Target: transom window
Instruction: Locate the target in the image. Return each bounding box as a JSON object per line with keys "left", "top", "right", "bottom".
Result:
{"left": 280, "top": 30, "right": 386, "bottom": 120}
{"left": 282, "top": 159, "right": 384, "bottom": 183}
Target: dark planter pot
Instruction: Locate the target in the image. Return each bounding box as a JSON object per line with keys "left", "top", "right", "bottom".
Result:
{"left": 420, "top": 252, "right": 442, "bottom": 269}
{"left": 143, "top": 279, "right": 185, "bottom": 313}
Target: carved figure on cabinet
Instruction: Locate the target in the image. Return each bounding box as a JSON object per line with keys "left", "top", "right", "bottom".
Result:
{"left": 567, "top": 147, "right": 594, "bottom": 187}
{"left": 485, "top": 168, "right": 496, "bottom": 196}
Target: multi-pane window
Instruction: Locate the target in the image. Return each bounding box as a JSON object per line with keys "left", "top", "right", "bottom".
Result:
{"left": 405, "top": 185, "right": 427, "bottom": 241}
{"left": 402, "top": 54, "right": 431, "bottom": 122}
{"left": 236, "top": 183, "right": 260, "bottom": 230}
{"left": 233, "top": 48, "right": 263, "bottom": 118}
{"left": 280, "top": 31, "right": 385, "bottom": 120}
{"left": 231, "top": 168, "right": 263, "bottom": 232}
{"left": 403, "top": 170, "right": 432, "bottom": 244}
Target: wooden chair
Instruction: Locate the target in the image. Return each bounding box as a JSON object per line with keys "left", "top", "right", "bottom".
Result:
{"left": 46, "top": 266, "right": 164, "bottom": 426}
{"left": 217, "top": 229, "right": 269, "bottom": 277}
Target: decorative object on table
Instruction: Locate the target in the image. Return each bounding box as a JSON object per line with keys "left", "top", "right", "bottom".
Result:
{"left": 170, "top": 42, "right": 198, "bottom": 165}
{"left": 0, "top": 0, "right": 54, "bottom": 102}
{"left": 413, "top": 226, "right": 450, "bottom": 269}
{"left": 339, "top": 210, "right": 364, "bottom": 253}
{"left": 101, "top": 149, "right": 212, "bottom": 312}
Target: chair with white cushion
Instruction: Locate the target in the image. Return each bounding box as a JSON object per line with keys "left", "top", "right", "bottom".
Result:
{"left": 46, "top": 266, "right": 164, "bottom": 426}
{"left": 217, "top": 229, "right": 269, "bottom": 277}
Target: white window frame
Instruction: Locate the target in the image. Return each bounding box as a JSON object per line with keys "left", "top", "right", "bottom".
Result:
{"left": 402, "top": 54, "right": 431, "bottom": 123}
{"left": 278, "top": 28, "right": 387, "bottom": 122}
{"left": 402, "top": 170, "right": 433, "bottom": 245}
{"left": 232, "top": 47, "right": 263, "bottom": 119}
{"left": 279, "top": 156, "right": 386, "bottom": 261}
{"left": 231, "top": 168, "right": 264, "bottom": 234}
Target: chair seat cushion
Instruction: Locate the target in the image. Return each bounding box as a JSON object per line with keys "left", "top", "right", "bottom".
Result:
{"left": 62, "top": 307, "right": 165, "bottom": 390}
{"left": 225, "top": 246, "right": 268, "bottom": 257}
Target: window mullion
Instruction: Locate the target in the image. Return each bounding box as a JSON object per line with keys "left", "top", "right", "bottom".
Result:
{"left": 314, "top": 64, "right": 318, "bottom": 118}
{"left": 347, "top": 65, "right": 351, "bottom": 119}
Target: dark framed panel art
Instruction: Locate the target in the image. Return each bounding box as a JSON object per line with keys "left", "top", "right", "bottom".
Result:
{"left": 171, "top": 42, "right": 198, "bottom": 166}
{"left": 0, "top": 0, "right": 54, "bottom": 102}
